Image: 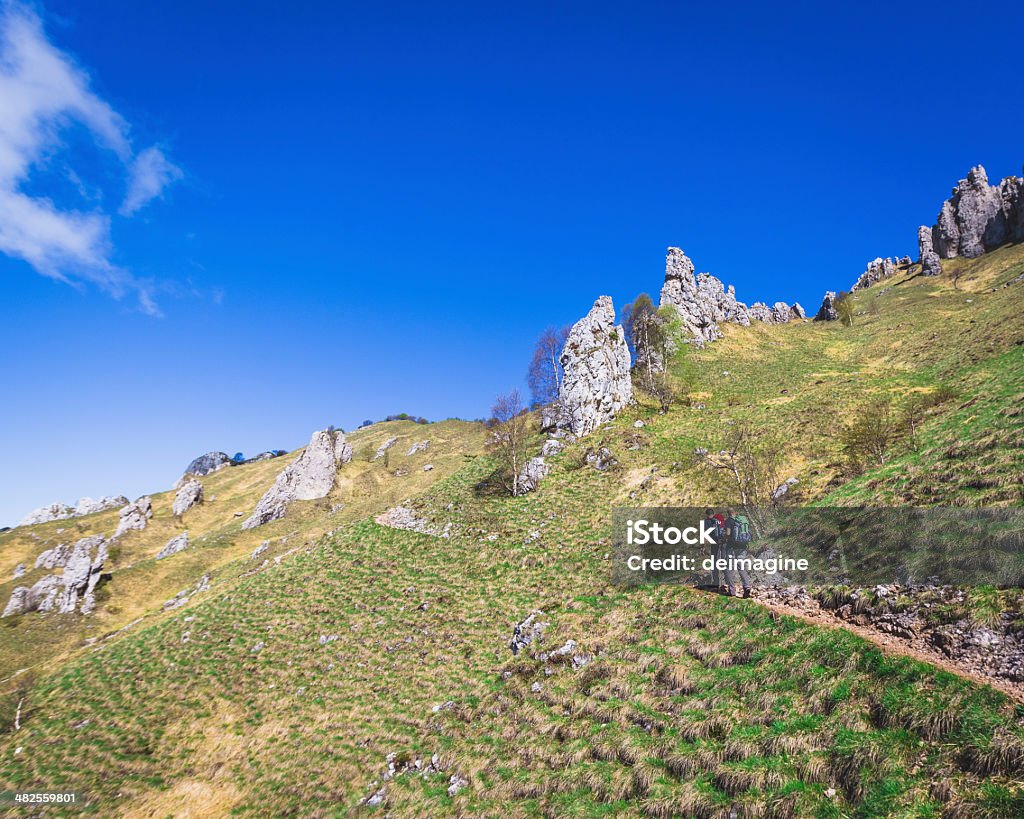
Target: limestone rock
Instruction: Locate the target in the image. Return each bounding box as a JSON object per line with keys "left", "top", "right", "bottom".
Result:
{"left": 172, "top": 478, "right": 203, "bottom": 517}
{"left": 510, "top": 610, "right": 548, "bottom": 655}
{"left": 516, "top": 457, "right": 549, "bottom": 495}
{"left": 374, "top": 437, "right": 398, "bottom": 460}
{"left": 374, "top": 505, "right": 450, "bottom": 538}
{"left": 115, "top": 497, "right": 152, "bottom": 537}
{"left": 18, "top": 503, "right": 73, "bottom": 527}
{"left": 541, "top": 438, "right": 564, "bottom": 457}
{"left": 5, "top": 536, "right": 107, "bottom": 616}
{"left": 156, "top": 532, "right": 189, "bottom": 560}
{"left": 242, "top": 429, "right": 351, "bottom": 529}
{"left": 12, "top": 564, "right": 25, "bottom": 579}
{"left": 790, "top": 303, "right": 806, "bottom": 320}
{"left": 406, "top": 440, "right": 430, "bottom": 456}
{"left": 814, "top": 291, "right": 838, "bottom": 322}
{"left": 184, "top": 451, "right": 231, "bottom": 476}
{"left": 35, "top": 542, "right": 73, "bottom": 570}
{"left": 557, "top": 296, "right": 632, "bottom": 437}
{"left": 918, "top": 226, "right": 942, "bottom": 277}
{"left": 929, "top": 164, "right": 1024, "bottom": 259}
{"left": 74, "top": 496, "right": 128, "bottom": 516}
{"left": 659, "top": 248, "right": 751, "bottom": 344}
{"left": 585, "top": 447, "right": 617, "bottom": 471}
{"left": 853, "top": 257, "right": 897, "bottom": 290}
{"left": 770, "top": 302, "right": 792, "bottom": 323}
{"left": 746, "top": 302, "right": 773, "bottom": 323}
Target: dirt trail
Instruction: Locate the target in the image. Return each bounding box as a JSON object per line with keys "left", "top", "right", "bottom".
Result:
{"left": 730, "top": 590, "right": 1024, "bottom": 703}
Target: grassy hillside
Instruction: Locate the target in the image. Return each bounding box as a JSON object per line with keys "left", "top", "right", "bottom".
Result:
{"left": 1, "top": 246, "right": 1023, "bottom": 816}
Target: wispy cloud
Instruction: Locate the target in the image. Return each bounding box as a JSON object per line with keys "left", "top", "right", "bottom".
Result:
{"left": 0, "top": 1, "right": 182, "bottom": 313}
{"left": 121, "top": 146, "right": 184, "bottom": 216}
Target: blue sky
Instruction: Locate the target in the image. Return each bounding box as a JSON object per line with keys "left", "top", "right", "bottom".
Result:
{"left": 1, "top": 0, "right": 1023, "bottom": 526}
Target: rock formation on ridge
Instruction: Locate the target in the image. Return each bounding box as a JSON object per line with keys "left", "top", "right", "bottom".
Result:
{"left": 242, "top": 429, "right": 353, "bottom": 529}
{"left": 928, "top": 165, "right": 1024, "bottom": 259}
{"left": 556, "top": 296, "right": 633, "bottom": 437}
{"left": 183, "top": 451, "right": 231, "bottom": 476}
{"left": 658, "top": 248, "right": 803, "bottom": 346}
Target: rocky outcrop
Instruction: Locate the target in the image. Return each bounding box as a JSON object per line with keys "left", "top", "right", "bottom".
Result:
{"left": 35, "top": 542, "right": 74, "bottom": 570}
{"left": 375, "top": 505, "right": 451, "bottom": 537}
{"left": 557, "top": 296, "right": 632, "bottom": 437}
{"left": 659, "top": 247, "right": 803, "bottom": 344}
{"left": 242, "top": 429, "right": 352, "bottom": 529}
{"left": 156, "top": 532, "right": 189, "bottom": 560}
{"left": 115, "top": 497, "right": 152, "bottom": 537}
{"left": 813, "top": 291, "right": 839, "bottom": 321}
{"left": 3, "top": 536, "right": 107, "bottom": 617}
{"left": 917, "top": 225, "right": 942, "bottom": 277}
{"left": 374, "top": 437, "right": 398, "bottom": 460}
{"left": 516, "top": 457, "right": 549, "bottom": 495}
{"left": 929, "top": 165, "right": 1024, "bottom": 259}
{"left": 172, "top": 478, "right": 203, "bottom": 517}
{"left": 74, "top": 496, "right": 128, "bottom": 516}
{"left": 184, "top": 451, "right": 231, "bottom": 476}
{"left": 18, "top": 502, "right": 73, "bottom": 527}
{"left": 790, "top": 303, "right": 806, "bottom": 320}
{"left": 852, "top": 257, "right": 898, "bottom": 290}
{"left": 509, "top": 610, "right": 548, "bottom": 655}
{"left": 659, "top": 248, "right": 749, "bottom": 344}
{"left": 406, "top": 440, "right": 430, "bottom": 456}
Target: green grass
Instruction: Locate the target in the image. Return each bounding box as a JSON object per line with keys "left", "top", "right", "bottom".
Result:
{"left": 1, "top": 247, "right": 1023, "bottom": 815}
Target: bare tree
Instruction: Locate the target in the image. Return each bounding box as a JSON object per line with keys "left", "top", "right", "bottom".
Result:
{"left": 488, "top": 390, "right": 531, "bottom": 496}
{"left": 835, "top": 291, "right": 855, "bottom": 326}
{"left": 527, "top": 326, "right": 569, "bottom": 407}
{"left": 841, "top": 398, "right": 897, "bottom": 468}
{"left": 695, "top": 422, "right": 786, "bottom": 534}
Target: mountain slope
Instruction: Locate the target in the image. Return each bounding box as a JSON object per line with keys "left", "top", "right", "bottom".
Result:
{"left": 1, "top": 246, "right": 1023, "bottom": 816}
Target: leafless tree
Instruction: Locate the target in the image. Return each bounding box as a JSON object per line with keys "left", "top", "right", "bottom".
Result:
{"left": 488, "top": 390, "right": 531, "bottom": 496}
{"left": 695, "top": 422, "right": 786, "bottom": 534}
{"left": 527, "top": 326, "right": 569, "bottom": 407}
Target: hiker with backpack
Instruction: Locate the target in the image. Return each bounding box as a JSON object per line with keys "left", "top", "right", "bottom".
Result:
{"left": 723, "top": 507, "right": 753, "bottom": 598}
{"left": 703, "top": 508, "right": 726, "bottom": 590}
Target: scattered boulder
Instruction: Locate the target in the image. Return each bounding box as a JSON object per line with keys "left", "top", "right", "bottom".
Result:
{"left": 12, "top": 564, "right": 25, "bottom": 579}
{"left": 585, "top": 447, "right": 617, "bottom": 471}
{"left": 172, "top": 478, "right": 204, "bottom": 517}
{"left": 243, "top": 429, "right": 353, "bottom": 529}
{"left": 510, "top": 611, "right": 548, "bottom": 655}
{"left": 790, "top": 303, "right": 806, "bottom": 320}
{"left": 374, "top": 437, "right": 398, "bottom": 460}
{"left": 115, "top": 497, "right": 152, "bottom": 538}
{"left": 4, "top": 536, "right": 107, "bottom": 617}
{"left": 74, "top": 496, "right": 128, "bottom": 516}
{"left": 156, "top": 532, "right": 189, "bottom": 560}
{"left": 245, "top": 451, "right": 281, "bottom": 463}
{"left": 557, "top": 296, "right": 633, "bottom": 437}
{"left": 375, "top": 506, "right": 450, "bottom": 538}
{"left": 814, "top": 291, "right": 838, "bottom": 321}
{"left": 406, "top": 440, "right": 430, "bottom": 456}
{"left": 516, "top": 457, "right": 549, "bottom": 495}
{"left": 183, "top": 451, "right": 231, "bottom": 477}
{"left": 918, "top": 225, "right": 942, "bottom": 277}
{"left": 18, "top": 503, "right": 73, "bottom": 527}
{"left": 772, "top": 477, "right": 799, "bottom": 500}
{"left": 541, "top": 438, "right": 564, "bottom": 457}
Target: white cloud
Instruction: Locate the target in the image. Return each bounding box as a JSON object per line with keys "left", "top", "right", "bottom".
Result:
{"left": 121, "top": 146, "right": 183, "bottom": 216}
{"left": 0, "top": 1, "right": 180, "bottom": 313}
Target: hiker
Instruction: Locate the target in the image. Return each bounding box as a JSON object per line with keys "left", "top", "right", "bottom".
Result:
{"left": 723, "top": 507, "right": 753, "bottom": 598}
{"left": 703, "top": 508, "right": 726, "bottom": 590}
